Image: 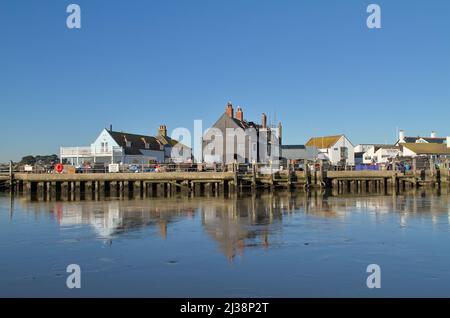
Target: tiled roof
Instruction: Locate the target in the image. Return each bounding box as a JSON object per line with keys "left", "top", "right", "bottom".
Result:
{"left": 401, "top": 143, "right": 450, "bottom": 155}
{"left": 109, "top": 131, "right": 162, "bottom": 155}
{"left": 373, "top": 144, "right": 398, "bottom": 151}
{"left": 403, "top": 137, "right": 446, "bottom": 144}
{"left": 306, "top": 135, "right": 342, "bottom": 148}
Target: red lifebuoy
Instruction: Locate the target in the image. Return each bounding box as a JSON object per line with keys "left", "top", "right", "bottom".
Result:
{"left": 55, "top": 163, "right": 64, "bottom": 174}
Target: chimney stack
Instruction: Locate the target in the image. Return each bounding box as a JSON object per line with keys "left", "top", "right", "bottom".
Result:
{"left": 158, "top": 125, "right": 167, "bottom": 137}
{"left": 399, "top": 130, "right": 405, "bottom": 143}
{"left": 431, "top": 131, "right": 437, "bottom": 138}
{"left": 278, "top": 122, "right": 282, "bottom": 145}
{"left": 447, "top": 136, "right": 450, "bottom": 148}
{"left": 226, "top": 102, "right": 234, "bottom": 118}
{"left": 261, "top": 113, "right": 267, "bottom": 129}
{"left": 109, "top": 124, "right": 113, "bottom": 132}
{"left": 236, "top": 106, "right": 243, "bottom": 121}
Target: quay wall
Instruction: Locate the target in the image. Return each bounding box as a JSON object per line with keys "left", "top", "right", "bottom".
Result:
{"left": 13, "top": 172, "right": 235, "bottom": 182}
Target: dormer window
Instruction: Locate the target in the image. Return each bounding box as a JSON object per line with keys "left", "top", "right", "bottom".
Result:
{"left": 123, "top": 136, "right": 132, "bottom": 148}
{"left": 141, "top": 137, "right": 150, "bottom": 149}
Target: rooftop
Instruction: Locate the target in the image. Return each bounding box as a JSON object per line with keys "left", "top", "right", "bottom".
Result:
{"left": 305, "top": 135, "right": 343, "bottom": 148}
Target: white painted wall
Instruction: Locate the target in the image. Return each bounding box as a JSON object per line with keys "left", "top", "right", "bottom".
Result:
{"left": 91, "top": 129, "right": 120, "bottom": 154}
{"left": 375, "top": 148, "right": 401, "bottom": 163}
{"left": 92, "top": 129, "right": 164, "bottom": 164}
{"left": 362, "top": 146, "right": 376, "bottom": 164}
{"left": 326, "top": 136, "right": 355, "bottom": 165}
{"left": 355, "top": 144, "right": 374, "bottom": 153}
{"left": 363, "top": 147, "right": 401, "bottom": 164}
{"left": 402, "top": 147, "right": 417, "bottom": 157}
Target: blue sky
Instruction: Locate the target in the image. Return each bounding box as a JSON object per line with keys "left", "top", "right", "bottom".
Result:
{"left": 1, "top": 0, "right": 449, "bottom": 162}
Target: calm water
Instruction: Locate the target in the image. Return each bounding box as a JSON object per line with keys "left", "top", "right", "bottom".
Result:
{"left": 0, "top": 190, "right": 450, "bottom": 297}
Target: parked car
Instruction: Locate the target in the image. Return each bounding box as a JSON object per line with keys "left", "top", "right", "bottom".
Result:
{"left": 128, "top": 164, "right": 141, "bottom": 173}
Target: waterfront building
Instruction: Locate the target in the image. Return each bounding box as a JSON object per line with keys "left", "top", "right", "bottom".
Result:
{"left": 399, "top": 143, "right": 450, "bottom": 159}
{"left": 396, "top": 130, "right": 447, "bottom": 145}
{"left": 305, "top": 135, "right": 355, "bottom": 166}
{"left": 60, "top": 125, "right": 188, "bottom": 165}
{"left": 280, "top": 145, "right": 318, "bottom": 162}
{"left": 202, "top": 102, "right": 282, "bottom": 164}
{"left": 355, "top": 144, "right": 401, "bottom": 164}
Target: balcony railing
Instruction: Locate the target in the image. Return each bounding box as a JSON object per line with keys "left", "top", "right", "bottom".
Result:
{"left": 60, "top": 146, "right": 123, "bottom": 157}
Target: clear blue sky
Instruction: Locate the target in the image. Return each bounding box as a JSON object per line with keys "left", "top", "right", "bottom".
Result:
{"left": 1, "top": 0, "right": 449, "bottom": 162}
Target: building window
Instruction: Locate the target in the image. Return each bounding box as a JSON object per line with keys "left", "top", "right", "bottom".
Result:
{"left": 340, "top": 147, "right": 348, "bottom": 159}
{"left": 126, "top": 141, "right": 132, "bottom": 147}
{"left": 100, "top": 142, "right": 108, "bottom": 153}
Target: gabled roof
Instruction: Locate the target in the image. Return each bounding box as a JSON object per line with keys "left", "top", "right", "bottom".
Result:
{"left": 156, "top": 135, "right": 178, "bottom": 147}
{"left": 211, "top": 112, "right": 255, "bottom": 131}
{"left": 402, "top": 137, "right": 446, "bottom": 144}
{"left": 401, "top": 143, "right": 450, "bottom": 155}
{"left": 108, "top": 130, "right": 162, "bottom": 155}
{"left": 231, "top": 117, "right": 250, "bottom": 129}
{"left": 305, "top": 135, "right": 343, "bottom": 148}
{"left": 372, "top": 144, "right": 398, "bottom": 152}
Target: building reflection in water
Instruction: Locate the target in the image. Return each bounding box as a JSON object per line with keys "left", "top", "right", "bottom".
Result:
{"left": 14, "top": 189, "right": 450, "bottom": 262}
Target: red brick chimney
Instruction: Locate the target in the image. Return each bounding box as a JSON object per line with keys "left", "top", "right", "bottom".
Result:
{"left": 236, "top": 106, "right": 243, "bottom": 121}
{"left": 261, "top": 113, "right": 267, "bottom": 129}
{"left": 226, "top": 102, "right": 234, "bottom": 118}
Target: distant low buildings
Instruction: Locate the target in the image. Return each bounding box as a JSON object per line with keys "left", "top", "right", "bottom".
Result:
{"left": 396, "top": 130, "right": 447, "bottom": 145}
{"left": 305, "top": 135, "right": 355, "bottom": 166}
{"left": 60, "top": 125, "right": 189, "bottom": 165}
{"left": 399, "top": 143, "right": 450, "bottom": 158}
{"left": 280, "top": 145, "right": 318, "bottom": 162}
{"left": 354, "top": 144, "right": 400, "bottom": 164}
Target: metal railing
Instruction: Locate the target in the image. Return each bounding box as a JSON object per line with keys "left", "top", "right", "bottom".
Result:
{"left": 6, "top": 162, "right": 288, "bottom": 175}
{"left": 60, "top": 146, "right": 123, "bottom": 157}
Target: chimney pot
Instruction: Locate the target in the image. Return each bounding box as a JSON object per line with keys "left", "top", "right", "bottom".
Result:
{"left": 158, "top": 125, "right": 167, "bottom": 137}
{"left": 278, "top": 122, "right": 282, "bottom": 145}
{"left": 236, "top": 106, "right": 243, "bottom": 121}
{"left": 226, "top": 102, "right": 234, "bottom": 118}
{"left": 261, "top": 113, "right": 267, "bottom": 129}
{"left": 399, "top": 130, "right": 405, "bottom": 143}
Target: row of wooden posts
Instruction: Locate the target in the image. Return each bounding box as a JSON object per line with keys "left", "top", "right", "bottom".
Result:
{"left": 13, "top": 179, "right": 236, "bottom": 200}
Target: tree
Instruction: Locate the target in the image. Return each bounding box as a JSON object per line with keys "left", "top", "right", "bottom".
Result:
{"left": 20, "top": 155, "right": 36, "bottom": 165}
{"left": 20, "top": 154, "right": 59, "bottom": 165}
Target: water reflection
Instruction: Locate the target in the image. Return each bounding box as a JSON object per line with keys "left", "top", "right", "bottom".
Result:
{"left": 9, "top": 189, "right": 450, "bottom": 261}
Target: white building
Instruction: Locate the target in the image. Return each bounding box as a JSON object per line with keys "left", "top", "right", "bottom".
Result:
{"left": 60, "top": 125, "right": 189, "bottom": 165}
{"left": 305, "top": 135, "right": 355, "bottom": 166}
{"left": 400, "top": 143, "right": 450, "bottom": 159}
{"left": 355, "top": 144, "right": 401, "bottom": 164}
{"left": 396, "top": 130, "right": 447, "bottom": 145}
{"left": 280, "top": 145, "right": 318, "bottom": 162}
